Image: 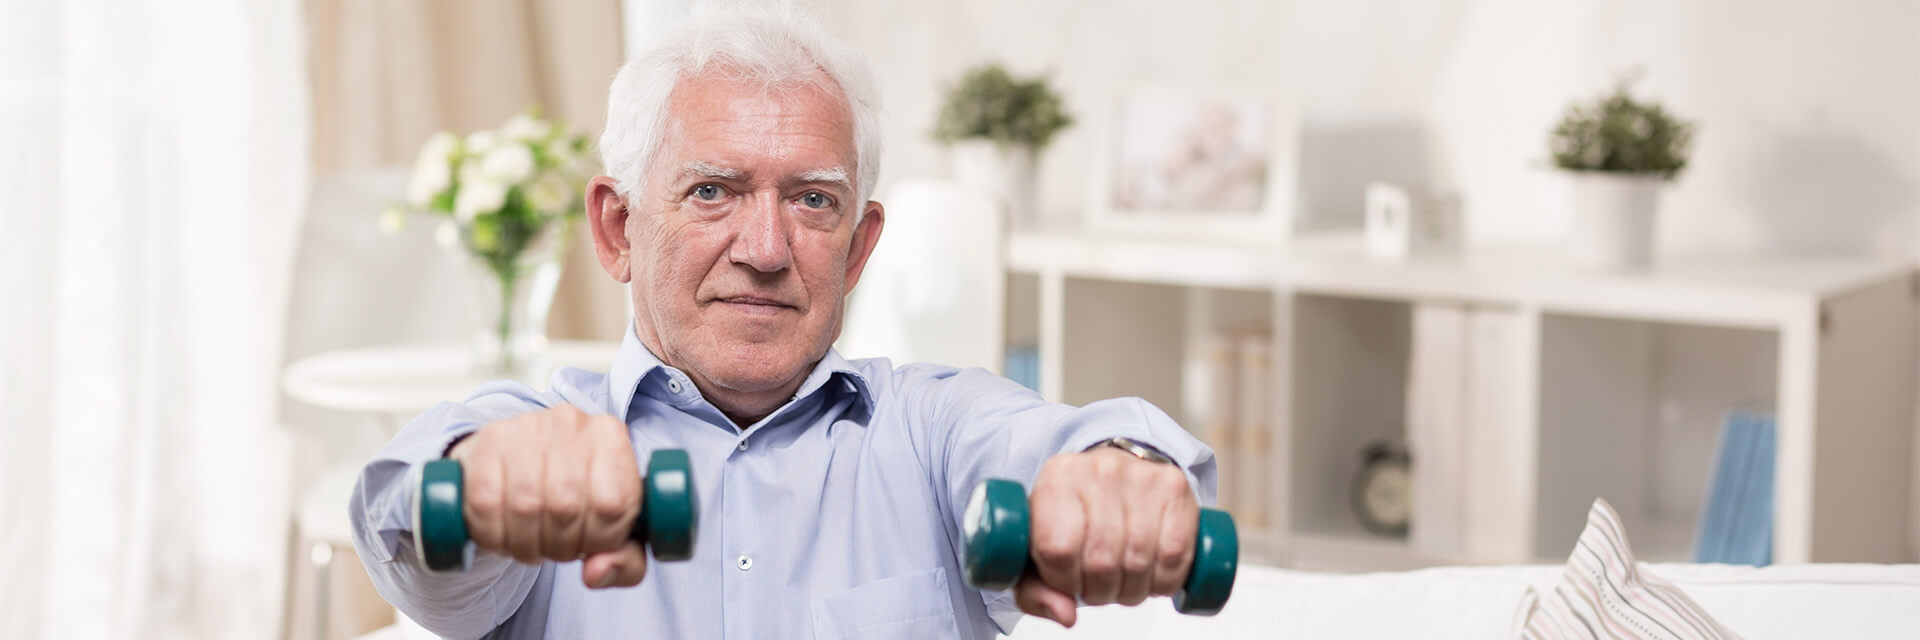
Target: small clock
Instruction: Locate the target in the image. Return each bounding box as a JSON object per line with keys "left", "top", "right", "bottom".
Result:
{"left": 1351, "top": 439, "right": 1411, "bottom": 537}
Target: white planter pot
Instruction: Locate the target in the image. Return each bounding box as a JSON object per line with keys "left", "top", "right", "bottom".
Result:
{"left": 950, "top": 140, "right": 1039, "bottom": 229}
{"left": 1567, "top": 172, "right": 1666, "bottom": 270}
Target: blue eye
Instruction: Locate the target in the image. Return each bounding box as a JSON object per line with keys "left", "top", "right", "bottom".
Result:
{"left": 800, "top": 192, "right": 834, "bottom": 209}
{"left": 692, "top": 184, "right": 724, "bottom": 201}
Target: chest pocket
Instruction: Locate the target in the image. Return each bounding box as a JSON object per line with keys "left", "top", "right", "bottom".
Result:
{"left": 810, "top": 567, "right": 962, "bottom": 640}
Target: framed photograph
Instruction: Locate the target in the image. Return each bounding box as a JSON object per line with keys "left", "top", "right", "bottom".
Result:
{"left": 1086, "top": 89, "right": 1298, "bottom": 242}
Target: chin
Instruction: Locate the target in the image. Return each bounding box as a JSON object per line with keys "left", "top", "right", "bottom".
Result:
{"left": 705, "top": 346, "right": 810, "bottom": 392}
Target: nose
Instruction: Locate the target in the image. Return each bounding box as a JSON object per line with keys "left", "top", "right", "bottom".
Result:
{"left": 727, "top": 192, "right": 794, "bottom": 273}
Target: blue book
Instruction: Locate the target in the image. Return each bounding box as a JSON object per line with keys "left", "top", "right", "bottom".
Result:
{"left": 1692, "top": 410, "right": 1775, "bottom": 566}
{"left": 1004, "top": 344, "right": 1040, "bottom": 392}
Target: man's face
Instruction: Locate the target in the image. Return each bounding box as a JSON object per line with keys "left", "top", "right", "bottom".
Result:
{"left": 591, "top": 73, "right": 883, "bottom": 419}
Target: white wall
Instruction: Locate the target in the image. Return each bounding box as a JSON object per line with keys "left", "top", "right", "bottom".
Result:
{"left": 819, "top": 0, "right": 1920, "bottom": 257}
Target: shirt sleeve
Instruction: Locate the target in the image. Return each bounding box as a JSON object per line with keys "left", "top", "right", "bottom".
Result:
{"left": 900, "top": 365, "right": 1219, "bottom": 633}
{"left": 347, "top": 380, "right": 557, "bottom": 639}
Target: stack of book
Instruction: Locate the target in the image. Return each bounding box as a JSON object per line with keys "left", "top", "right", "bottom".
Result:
{"left": 1004, "top": 342, "right": 1041, "bottom": 392}
{"left": 1691, "top": 409, "right": 1776, "bottom": 566}
{"left": 1198, "top": 330, "right": 1272, "bottom": 529}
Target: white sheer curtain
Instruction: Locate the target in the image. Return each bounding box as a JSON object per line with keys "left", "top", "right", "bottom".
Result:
{"left": 0, "top": 1, "right": 308, "bottom": 638}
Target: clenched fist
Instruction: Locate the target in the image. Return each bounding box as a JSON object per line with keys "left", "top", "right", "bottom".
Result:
{"left": 448, "top": 405, "right": 647, "bottom": 588}
{"left": 1017, "top": 446, "right": 1199, "bottom": 628}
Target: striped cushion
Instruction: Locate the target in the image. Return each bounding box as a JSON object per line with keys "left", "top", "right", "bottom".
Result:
{"left": 1518, "top": 499, "right": 1742, "bottom": 639}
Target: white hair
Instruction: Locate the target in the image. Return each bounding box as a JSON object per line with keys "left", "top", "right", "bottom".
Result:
{"left": 599, "top": 3, "right": 884, "bottom": 211}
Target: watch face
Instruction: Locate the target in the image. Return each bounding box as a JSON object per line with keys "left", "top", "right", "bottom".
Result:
{"left": 1351, "top": 445, "right": 1411, "bottom": 537}
{"left": 1363, "top": 465, "right": 1411, "bottom": 527}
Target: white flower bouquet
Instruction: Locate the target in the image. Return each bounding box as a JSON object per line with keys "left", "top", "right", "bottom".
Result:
{"left": 388, "top": 108, "right": 596, "bottom": 375}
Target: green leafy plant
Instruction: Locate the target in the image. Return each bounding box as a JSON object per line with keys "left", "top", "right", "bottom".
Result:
{"left": 386, "top": 106, "right": 596, "bottom": 373}
{"left": 932, "top": 63, "right": 1073, "bottom": 150}
{"left": 1550, "top": 73, "right": 1696, "bottom": 179}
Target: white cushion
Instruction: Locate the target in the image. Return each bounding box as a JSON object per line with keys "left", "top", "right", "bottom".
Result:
{"left": 1005, "top": 560, "right": 1920, "bottom": 639}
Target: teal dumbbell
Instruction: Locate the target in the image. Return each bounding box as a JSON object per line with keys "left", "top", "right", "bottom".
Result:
{"left": 962, "top": 478, "right": 1238, "bottom": 616}
{"left": 414, "top": 449, "right": 698, "bottom": 572}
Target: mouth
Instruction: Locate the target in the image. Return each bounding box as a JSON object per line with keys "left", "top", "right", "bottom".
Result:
{"left": 713, "top": 295, "right": 797, "bottom": 316}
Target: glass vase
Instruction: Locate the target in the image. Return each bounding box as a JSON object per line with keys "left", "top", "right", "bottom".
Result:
{"left": 456, "top": 217, "right": 571, "bottom": 380}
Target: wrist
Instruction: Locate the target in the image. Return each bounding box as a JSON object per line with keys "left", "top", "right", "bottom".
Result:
{"left": 442, "top": 431, "right": 477, "bottom": 459}
{"left": 1083, "top": 436, "right": 1173, "bottom": 465}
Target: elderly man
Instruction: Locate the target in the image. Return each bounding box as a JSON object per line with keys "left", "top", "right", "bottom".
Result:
{"left": 350, "top": 9, "right": 1216, "bottom": 639}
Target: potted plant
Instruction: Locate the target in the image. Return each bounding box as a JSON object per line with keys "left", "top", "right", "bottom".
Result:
{"left": 386, "top": 108, "right": 596, "bottom": 377}
{"left": 1549, "top": 72, "right": 1696, "bottom": 269}
{"left": 933, "top": 62, "right": 1073, "bottom": 228}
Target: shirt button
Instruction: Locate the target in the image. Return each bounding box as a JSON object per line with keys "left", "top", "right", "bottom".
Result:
{"left": 737, "top": 440, "right": 749, "bottom": 452}
{"left": 667, "top": 379, "right": 683, "bottom": 394}
{"left": 736, "top": 554, "right": 753, "bottom": 572}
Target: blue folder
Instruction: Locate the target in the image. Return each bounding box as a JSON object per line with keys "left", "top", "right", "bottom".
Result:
{"left": 1692, "top": 409, "right": 1775, "bottom": 566}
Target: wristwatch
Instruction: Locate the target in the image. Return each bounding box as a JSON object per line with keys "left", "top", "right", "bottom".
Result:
{"left": 1085, "top": 436, "right": 1173, "bottom": 465}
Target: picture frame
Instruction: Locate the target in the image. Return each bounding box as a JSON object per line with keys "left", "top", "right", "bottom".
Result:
{"left": 1085, "top": 88, "right": 1299, "bottom": 242}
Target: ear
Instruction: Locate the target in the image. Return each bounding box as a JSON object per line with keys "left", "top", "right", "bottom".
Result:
{"left": 842, "top": 200, "right": 885, "bottom": 293}
{"left": 587, "top": 175, "right": 633, "bottom": 284}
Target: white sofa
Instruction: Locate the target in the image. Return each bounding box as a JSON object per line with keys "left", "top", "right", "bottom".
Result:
{"left": 1006, "top": 563, "right": 1920, "bottom": 639}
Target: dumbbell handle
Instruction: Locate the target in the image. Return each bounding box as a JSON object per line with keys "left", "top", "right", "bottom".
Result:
{"left": 413, "top": 448, "right": 698, "bottom": 572}
{"left": 961, "top": 478, "right": 1238, "bottom": 616}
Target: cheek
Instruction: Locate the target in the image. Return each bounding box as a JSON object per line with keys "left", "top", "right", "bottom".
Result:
{"left": 634, "top": 225, "right": 709, "bottom": 306}
{"left": 796, "top": 241, "right": 852, "bottom": 300}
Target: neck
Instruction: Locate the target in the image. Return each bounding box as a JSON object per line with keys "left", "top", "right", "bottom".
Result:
{"left": 632, "top": 321, "right": 809, "bottom": 429}
{"left": 697, "top": 373, "right": 800, "bottom": 429}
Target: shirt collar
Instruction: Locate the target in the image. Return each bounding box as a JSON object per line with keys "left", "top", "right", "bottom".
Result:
{"left": 607, "top": 322, "right": 876, "bottom": 422}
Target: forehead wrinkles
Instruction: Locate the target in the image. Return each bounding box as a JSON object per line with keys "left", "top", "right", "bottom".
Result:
{"left": 666, "top": 74, "right": 855, "bottom": 158}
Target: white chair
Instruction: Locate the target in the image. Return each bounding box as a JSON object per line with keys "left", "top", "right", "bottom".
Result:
{"left": 280, "top": 168, "right": 474, "bottom": 640}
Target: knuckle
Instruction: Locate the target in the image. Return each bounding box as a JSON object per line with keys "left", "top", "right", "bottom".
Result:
{"left": 465, "top": 478, "right": 502, "bottom": 511}
{"left": 1154, "top": 465, "right": 1188, "bottom": 491}
{"left": 507, "top": 492, "right": 543, "bottom": 519}
{"left": 1122, "top": 547, "right": 1154, "bottom": 574}
{"left": 1090, "top": 453, "right": 1119, "bottom": 476}
{"left": 1032, "top": 534, "right": 1077, "bottom": 568}
{"left": 1082, "top": 547, "right": 1119, "bottom": 576}
{"left": 545, "top": 491, "right": 584, "bottom": 522}
{"left": 1158, "top": 546, "right": 1188, "bottom": 573}
{"left": 590, "top": 491, "right": 631, "bottom": 523}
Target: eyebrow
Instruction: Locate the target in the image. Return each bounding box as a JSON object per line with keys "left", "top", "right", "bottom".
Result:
{"left": 793, "top": 167, "right": 852, "bottom": 193}
{"left": 680, "top": 161, "right": 852, "bottom": 193}
{"left": 681, "top": 160, "right": 742, "bottom": 180}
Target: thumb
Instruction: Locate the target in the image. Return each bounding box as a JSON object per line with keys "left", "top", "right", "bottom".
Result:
{"left": 1014, "top": 574, "right": 1078, "bottom": 628}
{"left": 581, "top": 541, "right": 648, "bottom": 589}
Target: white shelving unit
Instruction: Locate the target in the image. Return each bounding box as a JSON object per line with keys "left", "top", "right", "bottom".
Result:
{"left": 1007, "top": 228, "right": 1919, "bottom": 569}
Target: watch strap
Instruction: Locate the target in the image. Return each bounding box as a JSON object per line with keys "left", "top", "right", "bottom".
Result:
{"left": 1084, "top": 436, "right": 1174, "bottom": 465}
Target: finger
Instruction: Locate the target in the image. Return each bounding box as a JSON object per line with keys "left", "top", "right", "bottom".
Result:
{"left": 502, "top": 428, "right": 546, "bottom": 564}
{"left": 458, "top": 435, "right": 507, "bottom": 555}
{"left": 1077, "top": 473, "right": 1124, "bottom": 606}
{"left": 1013, "top": 569, "right": 1078, "bottom": 628}
{"left": 1116, "top": 487, "right": 1160, "bottom": 606}
{"left": 1028, "top": 467, "right": 1086, "bottom": 600}
{"left": 581, "top": 541, "right": 648, "bottom": 589}
{"left": 583, "top": 417, "right": 640, "bottom": 554}
{"left": 540, "top": 430, "right": 587, "bottom": 561}
{"left": 1151, "top": 485, "right": 1200, "bottom": 596}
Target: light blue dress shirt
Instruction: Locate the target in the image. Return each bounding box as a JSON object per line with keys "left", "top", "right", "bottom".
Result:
{"left": 351, "top": 326, "right": 1216, "bottom": 639}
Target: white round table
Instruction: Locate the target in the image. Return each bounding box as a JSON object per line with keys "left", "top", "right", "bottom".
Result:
{"left": 281, "top": 340, "right": 621, "bottom": 639}
{"left": 282, "top": 340, "right": 621, "bottom": 425}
